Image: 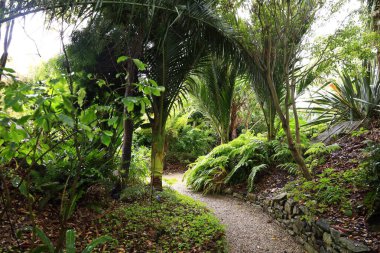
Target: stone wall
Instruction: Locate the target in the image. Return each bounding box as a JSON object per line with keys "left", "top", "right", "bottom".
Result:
{"left": 228, "top": 191, "right": 372, "bottom": 253}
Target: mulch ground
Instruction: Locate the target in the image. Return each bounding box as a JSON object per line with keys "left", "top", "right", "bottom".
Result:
{"left": 0, "top": 184, "right": 118, "bottom": 252}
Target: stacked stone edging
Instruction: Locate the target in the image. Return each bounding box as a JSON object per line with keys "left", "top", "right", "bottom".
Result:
{"left": 226, "top": 190, "right": 373, "bottom": 253}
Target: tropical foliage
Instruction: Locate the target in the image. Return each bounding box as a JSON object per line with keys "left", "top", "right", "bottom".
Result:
{"left": 309, "top": 66, "right": 380, "bottom": 125}
{"left": 2, "top": 0, "right": 380, "bottom": 251}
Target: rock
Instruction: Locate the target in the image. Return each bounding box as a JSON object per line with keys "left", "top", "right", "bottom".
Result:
{"left": 272, "top": 192, "right": 287, "bottom": 202}
{"left": 224, "top": 188, "right": 232, "bottom": 194}
{"left": 299, "top": 205, "right": 309, "bottom": 215}
{"left": 330, "top": 228, "right": 341, "bottom": 243}
{"left": 293, "top": 220, "right": 306, "bottom": 234}
{"left": 323, "top": 232, "right": 333, "bottom": 246}
{"left": 293, "top": 205, "right": 300, "bottom": 215}
{"left": 246, "top": 193, "right": 256, "bottom": 201}
{"left": 287, "top": 229, "right": 295, "bottom": 236}
{"left": 339, "top": 237, "right": 371, "bottom": 253}
{"left": 304, "top": 242, "right": 318, "bottom": 253}
{"left": 251, "top": 203, "right": 261, "bottom": 209}
{"left": 316, "top": 218, "right": 330, "bottom": 233}
{"left": 274, "top": 203, "right": 283, "bottom": 210}
{"left": 233, "top": 192, "right": 244, "bottom": 200}
{"left": 285, "top": 199, "right": 295, "bottom": 215}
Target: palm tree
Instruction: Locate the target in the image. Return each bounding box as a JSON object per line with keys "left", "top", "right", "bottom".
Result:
{"left": 1, "top": 0, "right": 242, "bottom": 190}
{"left": 186, "top": 59, "right": 239, "bottom": 144}
{"left": 141, "top": 0, "right": 240, "bottom": 190}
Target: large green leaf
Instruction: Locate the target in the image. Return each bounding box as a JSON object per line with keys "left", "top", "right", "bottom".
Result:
{"left": 101, "top": 133, "right": 111, "bottom": 146}
{"left": 58, "top": 114, "right": 75, "bottom": 128}
{"left": 66, "top": 229, "right": 76, "bottom": 253}
{"left": 33, "top": 227, "right": 54, "bottom": 253}
{"left": 81, "top": 235, "right": 113, "bottom": 253}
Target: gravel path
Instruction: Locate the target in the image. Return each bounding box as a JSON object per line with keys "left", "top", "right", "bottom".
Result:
{"left": 164, "top": 173, "right": 304, "bottom": 253}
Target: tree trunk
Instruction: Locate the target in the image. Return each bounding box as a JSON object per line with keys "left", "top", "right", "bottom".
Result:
{"left": 229, "top": 101, "right": 240, "bottom": 141}
{"left": 119, "top": 60, "right": 138, "bottom": 188}
{"left": 0, "top": 19, "right": 14, "bottom": 81}
{"left": 267, "top": 103, "right": 276, "bottom": 141}
{"left": 265, "top": 71, "right": 312, "bottom": 180}
{"left": 151, "top": 120, "right": 165, "bottom": 191}
{"left": 291, "top": 78, "right": 302, "bottom": 153}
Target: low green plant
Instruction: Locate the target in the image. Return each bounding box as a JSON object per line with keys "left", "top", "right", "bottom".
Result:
{"left": 163, "top": 177, "right": 178, "bottom": 186}
{"left": 120, "top": 184, "right": 150, "bottom": 202}
{"left": 101, "top": 189, "right": 226, "bottom": 252}
{"left": 351, "top": 127, "right": 369, "bottom": 137}
{"left": 361, "top": 142, "right": 380, "bottom": 228}
{"left": 304, "top": 142, "right": 340, "bottom": 171}
{"left": 286, "top": 167, "right": 368, "bottom": 216}
{"left": 270, "top": 140, "right": 298, "bottom": 174}
{"left": 127, "top": 145, "right": 151, "bottom": 184}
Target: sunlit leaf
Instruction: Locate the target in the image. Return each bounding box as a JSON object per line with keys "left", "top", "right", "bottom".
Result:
{"left": 132, "top": 58, "right": 146, "bottom": 70}
{"left": 117, "top": 55, "right": 129, "bottom": 64}
{"left": 77, "top": 88, "right": 86, "bottom": 108}
{"left": 101, "top": 133, "right": 111, "bottom": 146}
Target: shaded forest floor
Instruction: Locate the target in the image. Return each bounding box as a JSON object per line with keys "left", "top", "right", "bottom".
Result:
{"left": 0, "top": 185, "right": 225, "bottom": 252}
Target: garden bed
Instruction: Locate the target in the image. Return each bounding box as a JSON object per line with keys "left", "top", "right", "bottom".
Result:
{"left": 243, "top": 129, "right": 380, "bottom": 252}
{"left": 0, "top": 186, "right": 226, "bottom": 252}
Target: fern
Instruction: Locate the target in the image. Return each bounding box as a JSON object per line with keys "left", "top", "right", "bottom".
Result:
{"left": 304, "top": 142, "right": 340, "bottom": 170}
{"left": 247, "top": 164, "right": 268, "bottom": 192}
{"left": 270, "top": 140, "right": 292, "bottom": 163}
{"left": 305, "top": 142, "right": 340, "bottom": 156}
{"left": 277, "top": 162, "right": 298, "bottom": 175}
{"left": 185, "top": 132, "right": 271, "bottom": 193}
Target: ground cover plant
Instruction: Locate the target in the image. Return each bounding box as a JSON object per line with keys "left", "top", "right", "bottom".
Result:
{"left": 0, "top": 184, "right": 226, "bottom": 252}
{"left": 281, "top": 127, "right": 380, "bottom": 249}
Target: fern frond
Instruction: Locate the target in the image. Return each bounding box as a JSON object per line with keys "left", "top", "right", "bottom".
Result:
{"left": 247, "top": 164, "right": 268, "bottom": 192}
{"left": 277, "top": 162, "right": 298, "bottom": 175}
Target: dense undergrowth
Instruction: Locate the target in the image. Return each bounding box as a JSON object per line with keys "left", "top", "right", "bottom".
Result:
{"left": 1, "top": 186, "right": 226, "bottom": 253}
{"left": 184, "top": 129, "right": 341, "bottom": 194}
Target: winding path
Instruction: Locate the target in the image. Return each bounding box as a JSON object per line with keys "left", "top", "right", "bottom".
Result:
{"left": 164, "top": 173, "right": 304, "bottom": 253}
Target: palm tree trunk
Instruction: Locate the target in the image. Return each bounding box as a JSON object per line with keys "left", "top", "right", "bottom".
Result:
{"left": 229, "top": 102, "right": 239, "bottom": 141}
{"left": 151, "top": 118, "right": 165, "bottom": 191}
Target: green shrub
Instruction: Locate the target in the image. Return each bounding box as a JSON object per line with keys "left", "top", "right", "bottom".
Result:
{"left": 120, "top": 184, "right": 151, "bottom": 202}
{"left": 361, "top": 142, "right": 380, "bottom": 226}
{"left": 185, "top": 132, "right": 270, "bottom": 193}
{"left": 128, "top": 145, "right": 151, "bottom": 184}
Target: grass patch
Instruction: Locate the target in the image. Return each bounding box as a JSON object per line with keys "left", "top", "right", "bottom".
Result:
{"left": 163, "top": 177, "right": 179, "bottom": 186}
{"left": 99, "top": 188, "right": 226, "bottom": 252}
